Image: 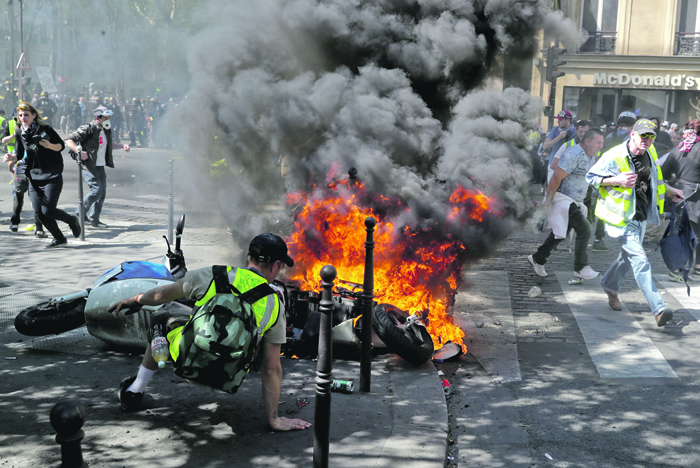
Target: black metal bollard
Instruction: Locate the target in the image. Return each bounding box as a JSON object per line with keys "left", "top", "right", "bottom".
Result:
{"left": 50, "top": 401, "right": 88, "bottom": 468}
{"left": 360, "top": 217, "right": 376, "bottom": 393}
{"left": 76, "top": 146, "right": 85, "bottom": 242}
{"left": 313, "top": 264, "right": 337, "bottom": 468}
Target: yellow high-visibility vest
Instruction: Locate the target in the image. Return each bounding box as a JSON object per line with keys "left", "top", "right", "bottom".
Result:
{"left": 7, "top": 119, "right": 16, "bottom": 154}
{"left": 595, "top": 144, "right": 665, "bottom": 227}
{"left": 167, "top": 267, "right": 280, "bottom": 361}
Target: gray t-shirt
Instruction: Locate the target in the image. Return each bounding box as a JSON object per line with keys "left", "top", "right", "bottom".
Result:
{"left": 182, "top": 266, "right": 286, "bottom": 344}
{"left": 556, "top": 144, "right": 595, "bottom": 202}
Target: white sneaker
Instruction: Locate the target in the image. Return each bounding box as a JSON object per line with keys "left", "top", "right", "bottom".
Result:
{"left": 528, "top": 255, "right": 547, "bottom": 277}
{"left": 574, "top": 266, "right": 600, "bottom": 280}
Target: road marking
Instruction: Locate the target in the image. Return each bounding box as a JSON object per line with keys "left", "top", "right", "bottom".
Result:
{"left": 454, "top": 271, "right": 521, "bottom": 382}
{"left": 556, "top": 273, "right": 677, "bottom": 379}
{"left": 654, "top": 275, "right": 700, "bottom": 325}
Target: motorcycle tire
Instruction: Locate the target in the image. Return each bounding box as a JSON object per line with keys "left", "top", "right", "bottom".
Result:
{"left": 14, "top": 298, "right": 87, "bottom": 336}
{"left": 372, "top": 303, "right": 434, "bottom": 364}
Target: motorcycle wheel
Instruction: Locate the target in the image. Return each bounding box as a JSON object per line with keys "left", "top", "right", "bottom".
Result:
{"left": 372, "top": 303, "right": 434, "bottom": 364}
{"left": 14, "top": 298, "right": 87, "bottom": 336}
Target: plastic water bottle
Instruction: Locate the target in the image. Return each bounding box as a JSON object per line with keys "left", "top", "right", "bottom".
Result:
{"left": 151, "top": 323, "right": 169, "bottom": 369}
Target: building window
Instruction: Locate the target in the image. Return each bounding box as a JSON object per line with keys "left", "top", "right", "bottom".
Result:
{"left": 579, "top": 0, "right": 618, "bottom": 54}
{"left": 676, "top": 0, "right": 700, "bottom": 55}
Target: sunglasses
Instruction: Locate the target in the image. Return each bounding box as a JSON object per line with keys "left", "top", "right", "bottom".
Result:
{"left": 684, "top": 128, "right": 697, "bottom": 134}
{"left": 638, "top": 133, "right": 656, "bottom": 141}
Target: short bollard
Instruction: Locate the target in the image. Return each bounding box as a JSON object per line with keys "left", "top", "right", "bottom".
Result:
{"left": 50, "top": 401, "right": 88, "bottom": 468}
{"left": 360, "top": 217, "right": 376, "bottom": 393}
{"left": 313, "top": 264, "right": 337, "bottom": 468}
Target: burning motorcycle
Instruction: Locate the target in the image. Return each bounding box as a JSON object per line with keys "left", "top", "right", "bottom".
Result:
{"left": 14, "top": 214, "right": 434, "bottom": 363}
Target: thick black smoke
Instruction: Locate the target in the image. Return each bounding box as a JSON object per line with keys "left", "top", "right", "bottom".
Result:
{"left": 171, "top": 0, "right": 554, "bottom": 256}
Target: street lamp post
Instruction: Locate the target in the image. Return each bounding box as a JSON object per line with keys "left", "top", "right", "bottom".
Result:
{"left": 17, "top": 0, "right": 23, "bottom": 103}
{"left": 7, "top": 0, "right": 15, "bottom": 98}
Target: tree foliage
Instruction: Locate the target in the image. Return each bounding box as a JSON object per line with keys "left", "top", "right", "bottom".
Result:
{"left": 2, "top": 0, "right": 205, "bottom": 97}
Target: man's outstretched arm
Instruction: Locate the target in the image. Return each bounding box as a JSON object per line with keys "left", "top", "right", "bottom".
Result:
{"left": 260, "top": 341, "right": 312, "bottom": 431}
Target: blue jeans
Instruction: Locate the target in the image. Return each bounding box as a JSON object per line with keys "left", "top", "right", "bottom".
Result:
{"left": 601, "top": 220, "right": 666, "bottom": 316}
{"left": 77, "top": 166, "right": 107, "bottom": 223}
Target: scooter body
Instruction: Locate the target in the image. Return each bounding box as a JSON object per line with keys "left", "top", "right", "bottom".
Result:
{"left": 14, "top": 216, "right": 189, "bottom": 347}
{"left": 85, "top": 262, "right": 177, "bottom": 348}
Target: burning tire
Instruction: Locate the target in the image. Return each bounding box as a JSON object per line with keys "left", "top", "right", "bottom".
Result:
{"left": 14, "top": 298, "right": 87, "bottom": 336}
{"left": 372, "top": 303, "right": 434, "bottom": 364}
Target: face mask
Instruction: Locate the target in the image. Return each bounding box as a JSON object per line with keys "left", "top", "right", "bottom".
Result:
{"left": 101, "top": 119, "right": 111, "bottom": 130}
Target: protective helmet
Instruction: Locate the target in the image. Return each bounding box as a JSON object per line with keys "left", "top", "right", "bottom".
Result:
{"left": 618, "top": 111, "right": 636, "bottom": 120}
{"left": 40, "top": 91, "right": 48, "bottom": 97}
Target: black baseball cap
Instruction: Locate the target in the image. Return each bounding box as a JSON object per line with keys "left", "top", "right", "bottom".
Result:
{"left": 632, "top": 119, "right": 656, "bottom": 136}
{"left": 249, "top": 233, "right": 294, "bottom": 267}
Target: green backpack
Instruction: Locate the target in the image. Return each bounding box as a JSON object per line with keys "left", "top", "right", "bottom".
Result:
{"left": 173, "top": 265, "right": 275, "bottom": 394}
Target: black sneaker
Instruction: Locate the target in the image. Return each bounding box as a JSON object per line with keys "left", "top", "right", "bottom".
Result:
{"left": 69, "top": 216, "right": 81, "bottom": 238}
{"left": 9, "top": 225, "right": 18, "bottom": 232}
{"left": 45, "top": 239, "right": 68, "bottom": 249}
{"left": 35, "top": 230, "right": 48, "bottom": 238}
{"left": 118, "top": 376, "right": 144, "bottom": 412}
{"left": 90, "top": 221, "right": 109, "bottom": 229}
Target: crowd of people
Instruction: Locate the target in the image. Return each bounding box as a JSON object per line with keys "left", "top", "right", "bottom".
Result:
{"left": 1, "top": 93, "right": 310, "bottom": 430}
{"left": 1, "top": 83, "right": 183, "bottom": 246}
{"left": 1, "top": 82, "right": 179, "bottom": 148}
{"left": 528, "top": 108, "right": 700, "bottom": 328}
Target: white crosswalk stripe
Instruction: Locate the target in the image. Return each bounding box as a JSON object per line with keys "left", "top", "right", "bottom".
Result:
{"left": 452, "top": 270, "right": 681, "bottom": 381}
{"left": 555, "top": 273, "right": 677, "bottom": 379}
{"left": 454, "top": 271, "right": 521, "bottom": 383}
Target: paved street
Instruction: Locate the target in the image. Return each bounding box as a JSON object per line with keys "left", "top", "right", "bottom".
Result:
{"left": 3, "top": 145, "right": 700, "bottom": 467}
{"left": 0, "top": 146, "right": 447, "bottom": 468}
{"left": 441, "top": 219, "right": 700, "bottom": 468}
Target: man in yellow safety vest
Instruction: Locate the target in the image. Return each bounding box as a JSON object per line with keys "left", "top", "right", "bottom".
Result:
{"left": 108, "top": 233, "right": 311, "bottom": 432}
{"left": 586, "top": 119, "right": 685, "bottom": 327}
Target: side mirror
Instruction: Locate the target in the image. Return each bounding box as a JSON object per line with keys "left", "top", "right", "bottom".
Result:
{"left": 176, "top": 214, "right": 185, "bottom": 236}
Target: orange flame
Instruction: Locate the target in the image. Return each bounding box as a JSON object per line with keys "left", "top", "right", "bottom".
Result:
{"left": 286, "top": 177, "right": 498, "bottom": 352}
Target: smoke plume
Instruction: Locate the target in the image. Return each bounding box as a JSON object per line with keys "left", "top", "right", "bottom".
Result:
{"left": 171, "top": 0, "right": 552, "bottom": 258}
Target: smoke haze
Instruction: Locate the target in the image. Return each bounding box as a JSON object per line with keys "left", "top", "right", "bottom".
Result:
{"left": 171, "top": 0, "right": 557, "bottom": 258}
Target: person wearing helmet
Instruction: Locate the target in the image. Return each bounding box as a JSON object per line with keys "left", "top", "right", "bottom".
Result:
{"left": 603, "top": 111, "right": 637, "bottom": 152}
{"left": 64, "top": 105, "right": 130, "bottom": 228}
{"left": 34, "top": 92, "right": 58, "bottom": 128}
{"left": 128, "top": 98, "right": 148, "bottom": 147}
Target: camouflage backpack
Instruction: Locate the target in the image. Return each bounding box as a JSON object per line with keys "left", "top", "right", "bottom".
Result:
{"left": 173, "top": 266, "right": 275, "bottom": 394}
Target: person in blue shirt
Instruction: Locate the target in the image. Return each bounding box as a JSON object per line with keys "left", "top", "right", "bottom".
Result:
{"left": 543, "top": 110, "right": 576, "bottom": 166}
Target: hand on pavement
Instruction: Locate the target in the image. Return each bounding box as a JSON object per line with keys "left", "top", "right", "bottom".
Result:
{"left": 269, "top": 416, "right": 312, "bottom": 431}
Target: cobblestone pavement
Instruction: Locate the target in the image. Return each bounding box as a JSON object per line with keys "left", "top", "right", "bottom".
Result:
{"left": 441, "top": 201, "right": 700, "bottom": 468}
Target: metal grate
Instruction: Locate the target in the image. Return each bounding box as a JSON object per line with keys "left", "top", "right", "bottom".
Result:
{"left": 676, "top": 33, "right": 700, "bottom": 56}
{"left": 578, "top": 31, "right": 617, "bottom": 54}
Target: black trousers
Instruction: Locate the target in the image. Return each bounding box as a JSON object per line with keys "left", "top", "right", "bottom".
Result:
{"left": 28, "top": 176, "right": 74, "bottom": 242}
{"left": 11, "top": 175, "right": 43, "bottom": 230}
{"left": 533, "top": 203, "right": 591, "bottom": 272}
